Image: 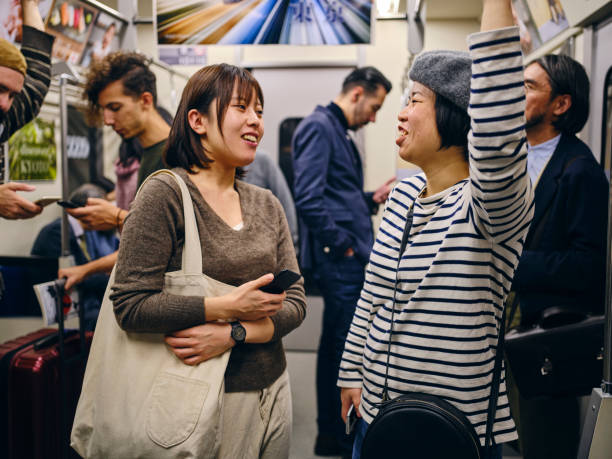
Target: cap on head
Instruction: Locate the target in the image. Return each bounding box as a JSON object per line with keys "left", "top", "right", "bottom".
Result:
{"left": 0, "top": 38, "right": 27, "bottom": 77}
{"left": 409, "top": 50, "right": 472, "bottom": 113}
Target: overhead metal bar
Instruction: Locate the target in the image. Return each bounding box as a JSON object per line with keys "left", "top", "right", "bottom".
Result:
{"left": 148, "top": 58, "right": 191, "bottom": 81}
{"left": 80, "top": 0, "right": 129, "bottom": 24}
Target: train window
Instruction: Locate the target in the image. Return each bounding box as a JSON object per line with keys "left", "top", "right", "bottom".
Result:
{"left": 602, "top": 66, "right": 612, "bottom": 180}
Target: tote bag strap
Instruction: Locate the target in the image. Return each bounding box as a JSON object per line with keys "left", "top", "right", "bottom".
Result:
{"left": 135, "top": 169, "right": 203, "bottom": 275}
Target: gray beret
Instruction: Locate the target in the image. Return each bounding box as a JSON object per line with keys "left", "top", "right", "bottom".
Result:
{"left": 409, "top": 50, "right": 472, "bottom": 113}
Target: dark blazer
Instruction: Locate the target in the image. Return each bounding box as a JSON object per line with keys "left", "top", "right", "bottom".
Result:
{"left": 512, "top": 133, "right": 608, "bottom": 324}
{"left": 292, "top": 105, "right": 376, "bottom": 269}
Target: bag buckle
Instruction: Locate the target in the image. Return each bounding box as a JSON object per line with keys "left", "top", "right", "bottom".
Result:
{"left": 540, "top": 357, "right": 553, "bottom": 376}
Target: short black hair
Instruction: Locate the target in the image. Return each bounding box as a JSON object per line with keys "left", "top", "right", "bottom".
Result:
{"left": 342, "top": 66, "right": 392, "bottom": 95}
{"left": 435, "top": 92, "right": 470, "bottom": 160}
{"left": 534, "top": 54, "right": 590, "bottom": 135}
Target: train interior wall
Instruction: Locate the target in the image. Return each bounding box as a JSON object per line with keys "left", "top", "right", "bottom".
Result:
{"left": 2, "top": 1, "right": 612, "bottom": 457}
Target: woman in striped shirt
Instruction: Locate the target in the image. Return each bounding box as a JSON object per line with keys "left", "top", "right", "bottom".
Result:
{"left": 338, "top": 1, "right": 534, "bottom": 457}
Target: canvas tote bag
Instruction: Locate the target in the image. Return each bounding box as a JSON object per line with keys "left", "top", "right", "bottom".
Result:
{"left": 71, "top": 169, "right": 234, "bottom": 458}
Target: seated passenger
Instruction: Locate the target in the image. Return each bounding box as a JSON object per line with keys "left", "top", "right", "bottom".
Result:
{"left": 337, "top": 1, "right": 533, "bottom": 458}
{"left": 31, "top": 184, "right": 119, "bottom": 330}
{"left": 506, "top": 54, "right": 608, "bottom": 459}
{"left": 109, "top": 63, "right": 306, "bottom": 457}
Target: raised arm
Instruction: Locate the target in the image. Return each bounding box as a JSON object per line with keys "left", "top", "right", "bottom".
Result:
{"left": 1, "top": 0, "right": 54, "bottom": 142}
{"left": 467, "top": 0, "right": 533, "bottom": 243}
{"left": 22, "top": 0, "right": 45, "bottom": 31}
{"left": 481, "top": 0, "right": 513, "bottom": 32}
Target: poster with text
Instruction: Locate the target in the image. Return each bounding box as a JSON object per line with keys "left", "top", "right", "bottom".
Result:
{"left": 8, "top": 118, "right": 57, "bottom": 181}
{"left": 156, "top": 0, "right": 372, "bottom": 45}
{"left": 159, "top": 45, "right": 207, "bottom": 65}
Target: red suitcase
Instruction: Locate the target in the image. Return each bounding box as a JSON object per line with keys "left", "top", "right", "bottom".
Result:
{"left": 0, "top": 328, "right": 92, "bottom": 459}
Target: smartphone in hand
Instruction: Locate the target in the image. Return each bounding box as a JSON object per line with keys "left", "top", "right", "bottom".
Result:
{"left": 34, "top": 196, "right": 61, "bottom": 207}
{"left": 259, "top": 269, "right": 301, "bottom": 294}
{"left": 57, "top": 200, "right": 81, "bottom": 209}
{"left": 346, "top": 405, "right": 358, "bottom": 435}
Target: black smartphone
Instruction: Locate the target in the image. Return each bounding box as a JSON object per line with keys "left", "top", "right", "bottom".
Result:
{"left": 259, "top": 269, "right": 301, "bottom": 294}
{"left": 57, "top": 200, "right": 81, "bottom": 209}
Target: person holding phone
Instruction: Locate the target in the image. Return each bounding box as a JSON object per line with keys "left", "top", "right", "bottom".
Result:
{"left": 31, "top": 184, "right": 119, "bottom": 331}
{"left": 57, "top": 52, "right": 171, "bottom": 290}
{"left": 0, "top": 0, "right": 54, "bottom": 220}
{"left": 109, "top": 64, "right": 306, "bottom": 457}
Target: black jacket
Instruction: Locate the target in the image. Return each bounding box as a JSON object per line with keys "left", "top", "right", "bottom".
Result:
{"left": 512, "top": 133, "right": 608, "bottom": 324}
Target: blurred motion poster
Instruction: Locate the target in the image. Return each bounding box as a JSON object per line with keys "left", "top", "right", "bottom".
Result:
{"left": 156, "top": 0, "right": 372, "bottom": 45}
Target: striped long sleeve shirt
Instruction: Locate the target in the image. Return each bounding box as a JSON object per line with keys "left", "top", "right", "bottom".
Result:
{"left": 337, "top": 27, "right": 534, "bottom": 446}
{"left": 0, "top": 26, "right": 54, "bottom": 144}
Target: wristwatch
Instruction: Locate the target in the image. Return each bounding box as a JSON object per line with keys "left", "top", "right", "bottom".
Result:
{"left": 230, "top": 321, "right": 246, "bottom": 345}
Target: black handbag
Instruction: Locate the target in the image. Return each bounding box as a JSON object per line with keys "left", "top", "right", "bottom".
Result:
{"left": 360, "top": 392, "right": 484, "bottom": 459}
{"left": 505, "top": 304, "right": 604, "bottom": 399}
{"left": 360, "top": 205, "right": 505, "bottom": 459}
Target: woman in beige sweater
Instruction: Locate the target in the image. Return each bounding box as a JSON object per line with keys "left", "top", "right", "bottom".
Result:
{"left": 110, "top": 64, "right": 306, "bottom": 458}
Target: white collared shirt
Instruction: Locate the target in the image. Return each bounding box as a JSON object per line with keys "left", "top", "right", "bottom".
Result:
{"left": 527, "top": 134, "right": 561, "bottom": 187}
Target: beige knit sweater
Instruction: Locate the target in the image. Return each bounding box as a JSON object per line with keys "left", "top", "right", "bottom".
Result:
{"left": 110, "top": 167, "right": 306, "bottom": 392}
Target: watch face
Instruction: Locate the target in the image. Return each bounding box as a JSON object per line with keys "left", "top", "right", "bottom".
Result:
{"left": 232, "top": 323, "right": 246, "bottom": 342}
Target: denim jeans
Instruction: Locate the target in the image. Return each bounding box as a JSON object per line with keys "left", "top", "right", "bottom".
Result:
{"left": 350, "top": 418, "right": 504, "bottom": 459}
{"left": 313, "top": 255, "right": 365, "bottom": 454}
{"left": 351, "top": 419, "right": 368, "bottom": 459}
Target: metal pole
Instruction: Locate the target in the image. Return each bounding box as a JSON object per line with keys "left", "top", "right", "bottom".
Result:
{"left": 54, "top": 280, "right": 68, "bottom": 459}
{"left": 59, "top": 76, "right": 70, "bottom": 258}
{"left": 602, "top": 167, "right": 612, "bottom": 394}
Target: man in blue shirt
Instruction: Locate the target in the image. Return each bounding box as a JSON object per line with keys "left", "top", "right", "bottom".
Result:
{"left": 509, "top": 54, "right": 608, "bottom": 459}
{"left": 292, "top": 67, "right": 394, "bottom": 458}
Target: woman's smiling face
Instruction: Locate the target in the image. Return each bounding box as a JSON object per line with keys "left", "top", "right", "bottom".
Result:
{"left": 202, "top": 85, "right": 264, "bottom": 168}
{"left": 396, "top": 82, "right": 442, "bottom": 168}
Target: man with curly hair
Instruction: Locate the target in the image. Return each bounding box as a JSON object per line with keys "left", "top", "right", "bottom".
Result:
{"left": 59, "top": 51, "right": 171, "bottom": 291}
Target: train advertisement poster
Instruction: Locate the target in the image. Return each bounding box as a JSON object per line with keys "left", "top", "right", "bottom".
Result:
{"left": 156, "top": 0, "right": 372, "bottom": 45}
{"left": 8, "top": 118, "right": 57, "bottom": 181}
{"left": 523, "top": 0, "right": 569, "bottom": 43}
